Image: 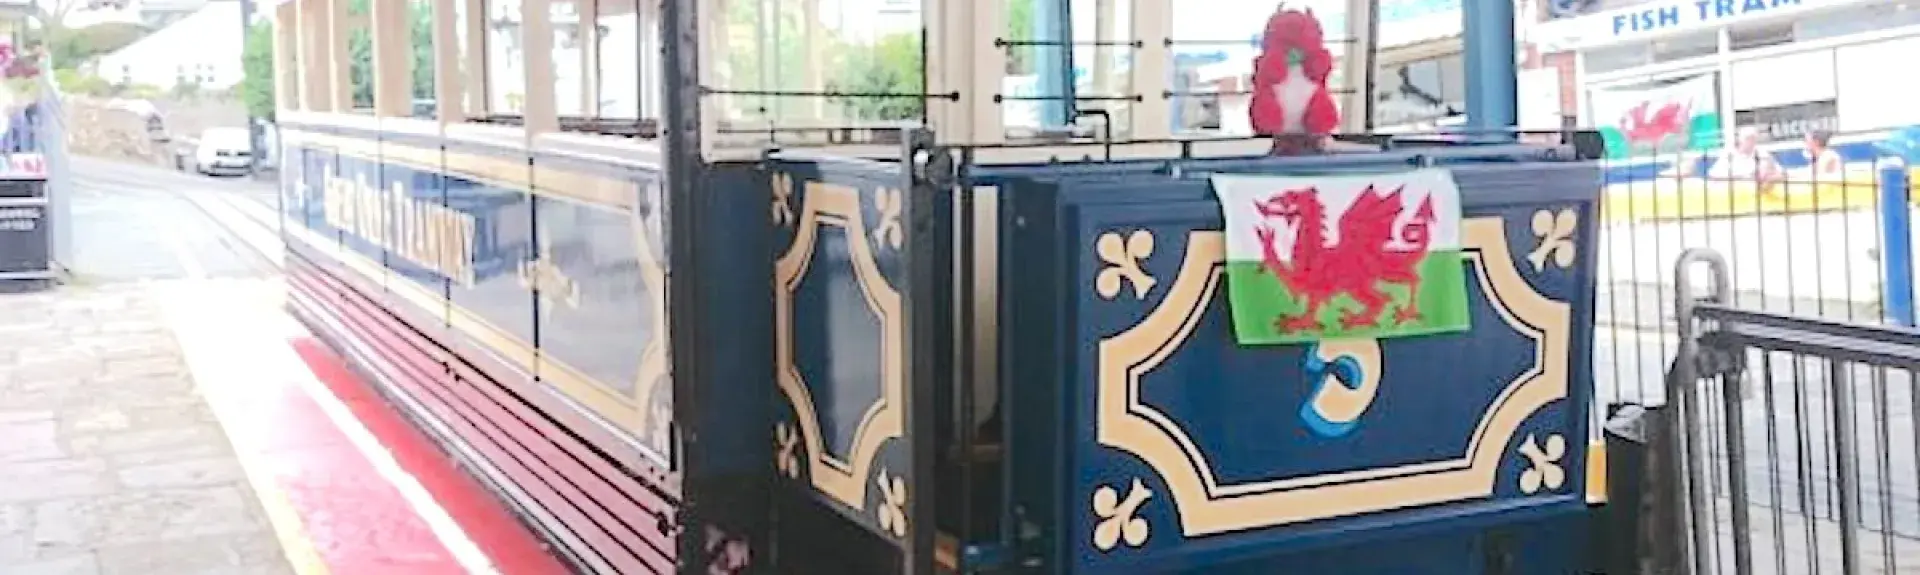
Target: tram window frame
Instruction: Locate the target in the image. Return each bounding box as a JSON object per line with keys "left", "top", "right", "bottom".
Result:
{"left": 482, "top": 0, "right": 526, "bottom": 115}
{"left": 464, "top": 0, "right": 659, "bottom": 138}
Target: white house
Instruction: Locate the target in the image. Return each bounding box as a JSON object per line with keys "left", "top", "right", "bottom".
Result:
{"left": 95, "top": 0, "right": 246, "bottom": 91}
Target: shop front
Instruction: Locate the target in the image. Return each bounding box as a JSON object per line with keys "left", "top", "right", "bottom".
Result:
{"left": 1531, "top": 0, "right": 1920, "bottom": 180}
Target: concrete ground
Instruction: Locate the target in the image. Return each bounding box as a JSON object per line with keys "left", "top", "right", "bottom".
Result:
{"left": 1, "top": 158, "right": 288, "bottom": 574}
{"left": 0, "top": 284, "right": 290, "bottom": 574}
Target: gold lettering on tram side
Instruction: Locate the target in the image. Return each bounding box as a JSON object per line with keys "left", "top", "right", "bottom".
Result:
{"left": 518, "top": 236, "right": 581, "bottom": 316}
{"left": 319, "top": 166, "right": 479, "bottom": 286}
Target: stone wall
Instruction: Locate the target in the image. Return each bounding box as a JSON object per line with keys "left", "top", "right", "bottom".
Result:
{"left": 62, "top": 96, "right": 249, "bottom": 166}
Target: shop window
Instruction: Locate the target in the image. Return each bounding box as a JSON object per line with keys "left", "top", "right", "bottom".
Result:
{"left": 1796, "top": 2, "right": 1920, "bottom": 43}
{"left": 1729, "top": 49, "right": 1836, "bottom": 111}
{"left": 1835, "top": 35, "right": 1920, "bottom": 131}
{"left": 1728, "top": 22, "right": 1792, "bottom": 51}
{"left": 1734, "top": 100, "right": 1838, "bottom": 145}
{"left": 484, "top": 0, "right": 525, "bottom": 114}
{"left": 1650, "top": 31, "right": 1716, "bottom": 63}
{"left": 1583, "top": 43, "right": 1649, "bottom": 75}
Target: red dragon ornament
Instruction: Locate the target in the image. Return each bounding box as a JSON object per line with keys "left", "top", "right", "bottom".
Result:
{"left": 1250, "top": 5, "right": 1339, "bottom": 156}
{"left": 1253, "top": 184, "right": 1436, "bottom": 333}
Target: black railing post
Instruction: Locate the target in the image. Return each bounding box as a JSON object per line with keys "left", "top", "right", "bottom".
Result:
{"left": 900, "top": 127, "right": 947, "bottom": 575}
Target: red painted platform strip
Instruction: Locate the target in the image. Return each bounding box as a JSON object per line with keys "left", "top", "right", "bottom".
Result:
{"left": 290, "top": 337, "right": 568, "bottom": 575}
{"left": 174, "top": 299, "right": 463, "bottom": 574}
{"left": 162, "top": 278, "right": 568, "bottom": 575}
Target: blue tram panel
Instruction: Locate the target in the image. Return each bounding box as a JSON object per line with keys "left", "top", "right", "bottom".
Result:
{"left": 985, "top": 147, "right": 1600, "bottom": 573}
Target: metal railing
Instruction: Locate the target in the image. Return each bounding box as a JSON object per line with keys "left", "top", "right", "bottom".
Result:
{"left": 1660, "top": 248, "right": 1920, "bottom": 573}
{"left": 1598, "top": 145, "right": 1918, "bottom": 413}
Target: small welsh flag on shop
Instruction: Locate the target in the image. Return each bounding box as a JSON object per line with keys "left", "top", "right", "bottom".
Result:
{"left": 1210, "top": 168, "right": 1472, "bottom": 345}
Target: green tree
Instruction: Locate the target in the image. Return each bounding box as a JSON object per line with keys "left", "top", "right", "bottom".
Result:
{"left": 722, "top": 0, "right": 838, "bottom": 119}
{"left": 47, "top": 22, "right": 146, "bottom": 66}
{"left": 823, "top": 0, "right": 1036, "bottom": 122}
{"left": 240, "top": 22, "right": 276, "bottom": 120}
{"left": 346, "top": 0, "right": 436, "bottom": 110}
{"left": 828, "top": 32, "right": 921, "bottom": 122}
{"left": 1005, "top": 0, "right": 1034, "bottom": 74}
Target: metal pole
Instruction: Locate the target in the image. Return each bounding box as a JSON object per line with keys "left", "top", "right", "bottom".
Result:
{"left": 1459, "top": 0, "right": 1516, "bottom": 134}
{"left": 1673, "top": 248, "right": 1732, "bottom": 575}
{"left": 1828, "top": 360, "right": 1864, "bottom": 574}
{"left": 660, "top": 0, "right": 707, "bottom": 572}
{"left": 240, "top": 0, "right": 263, "bottom": 179}
{"left": 1878, "top": 157, "right": 1914, "bottom": 326}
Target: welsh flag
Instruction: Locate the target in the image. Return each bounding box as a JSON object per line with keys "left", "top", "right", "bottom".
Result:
{"left": 1210, "top": 169, "right": 1472, "bottom": 345}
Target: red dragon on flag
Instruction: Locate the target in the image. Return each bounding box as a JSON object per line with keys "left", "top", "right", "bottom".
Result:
{"left": 1253, "top": 185, "right": 1436, "bottom": 333}
{"left": 1618, "top": 99, "right": 1690, "bottom": 150}
{"left": 1213, "top": 169, "right": 1470, "bottom": 345}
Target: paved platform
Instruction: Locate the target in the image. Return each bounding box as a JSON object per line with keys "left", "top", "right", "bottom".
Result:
{"left": 0, "top": 279, "right": 566, "bottom": 574}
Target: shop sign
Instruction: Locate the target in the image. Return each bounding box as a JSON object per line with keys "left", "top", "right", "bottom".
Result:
{"left": 1612, "top": 0, "right": 1801, "bottom": 36}
{"left": 1735, "top": 100, "right": 1840, "bottom": 144}
{"left": 1531, "top": 0, "right": 1858, "bottom": 49}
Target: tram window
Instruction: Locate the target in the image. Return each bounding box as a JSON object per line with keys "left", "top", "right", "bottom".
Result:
{"left": 347, "top": 0, "right": 375, "bottom": 112}
{"left": 708, "top": 0, "right": 927, "bottom": 146}
{"left": 1371, "top": 54, "right": 1464, "bottom": 129}
{"left": 1066, "top": 0, "right": 1134, "bottom": 137}
{"left": 410, "top": 0, "right": 436, "bottom": 110}
{"left": 551, "top": 0, "right": 588, "bottom": 116}
{"left": 484, "top": 0, "right": 526, "bottom": 114}
{"left": 595, "top": 0, "right": 642, "bottom": 119}
{"left": 1167, "top": 0, "right": 1355, "bottom": 137}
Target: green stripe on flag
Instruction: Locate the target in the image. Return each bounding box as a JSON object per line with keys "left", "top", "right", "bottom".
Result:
{"left": 1224, "top": 252, "right": 1472, "bottom": 344}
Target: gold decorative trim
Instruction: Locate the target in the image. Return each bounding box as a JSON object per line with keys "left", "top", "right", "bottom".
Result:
{"left": 287, "top": 130, "right": 636, "bottom": 213}
{"left": 876, "top": 469, "right": 909, "bottom": 538}
{"left": 1094, "top": 230, "right": 1157, "bottom": 300}
{"left": 629, "top": 183, "right": 672, "bottom": 456}
{"left": 775, "top": 422, "right": 800, "bottom": 478}
{"left": 1585, "top": 438, "right": 1608, "bottom": 504}
{"left": 1518, "top": 433, "right": 1569, "bottom": 495}
{"left": 771, "top": 172, "right": 796, "bottom": 227}
{"left": 1095, "top": 217, "right": 1571, "bottom": 536}
{"left": 1527, "top": 208, "right": 1578, "bottom": 271}
{"left": 873, "top": 187, "right": 904, "bottom": 251}
{"left": 1091, "top": 479, "right": 1153, "bottom": 552}
{"left": 520, "top": 236, "right": 581, "bottom": 320}
{"left": 773, "top": 181, "right": 906, "bottom": 509}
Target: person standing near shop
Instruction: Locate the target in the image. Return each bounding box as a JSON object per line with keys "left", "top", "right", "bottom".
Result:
{"left": 1708, "top": 127, "right": 1785, "bottom": 183}
{"left": 1803, "top": 130, "right": 1845, "bottom": 179}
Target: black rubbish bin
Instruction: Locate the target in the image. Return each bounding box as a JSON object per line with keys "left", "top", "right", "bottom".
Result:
{"left": 1589, "top": 402, "right": 1656, "bottom": 575}
{"left": 0, "top": 173, "right": 54, "bottom": 292}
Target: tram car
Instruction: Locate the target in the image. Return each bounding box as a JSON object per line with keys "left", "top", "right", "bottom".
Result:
{"left": 266, "top": 0, "right": 1615, "bottom": 572}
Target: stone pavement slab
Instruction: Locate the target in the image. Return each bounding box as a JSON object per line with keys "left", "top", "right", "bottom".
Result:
{"left": 0, "top": 283, "right": 290, "bottom": 575}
